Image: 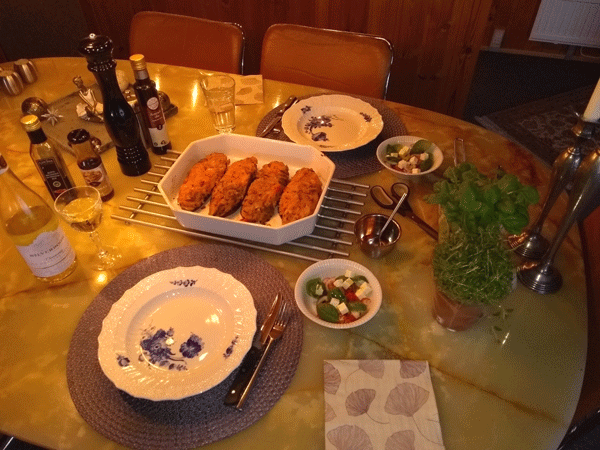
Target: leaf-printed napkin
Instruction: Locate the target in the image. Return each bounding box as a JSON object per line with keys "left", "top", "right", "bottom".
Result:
{"left": 231, "top": 74, "right": 263, "bottom": 105}
{"left": 324, "top": 360, "right": 445, "bottom": 450}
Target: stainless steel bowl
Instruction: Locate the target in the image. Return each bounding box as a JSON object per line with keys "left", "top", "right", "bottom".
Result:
{"left": 354, "top": 214, "right": 401, "bottom": 258}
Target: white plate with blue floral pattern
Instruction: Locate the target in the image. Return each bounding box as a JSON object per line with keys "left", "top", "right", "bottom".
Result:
{"left": 97, "top": 266, "right": 257, "bottom": 401}
{"left": 281, "top": 94, "right": 384, "bottom": 152}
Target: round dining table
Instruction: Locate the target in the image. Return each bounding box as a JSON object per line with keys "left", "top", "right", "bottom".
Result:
{"left": 0, "top": 57, "right": 587, "bottom": 450}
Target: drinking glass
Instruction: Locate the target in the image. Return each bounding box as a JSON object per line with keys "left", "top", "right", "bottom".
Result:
{"left": 54, "top": 186, "right": 121, "bottom": 270}
{"left": 200, "top": 74, "right": 236, "bottom": 133}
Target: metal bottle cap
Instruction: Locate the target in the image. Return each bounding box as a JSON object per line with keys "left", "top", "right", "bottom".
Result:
{"left": 129, "top": 54, "right": 147, "bottom": 71}
{"left": 20, "top": 114, "right": 42, "bottom": 132}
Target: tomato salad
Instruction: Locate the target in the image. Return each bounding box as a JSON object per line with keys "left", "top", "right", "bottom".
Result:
{"left": 305, "top": 270, "right": 372, "bottom": 324}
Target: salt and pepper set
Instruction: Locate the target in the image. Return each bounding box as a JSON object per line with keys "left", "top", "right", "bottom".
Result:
{"left": 514, "top": 78, "right": 600, "bottom": 294}
{"left": 0, "top": 59, "right": 38, "bottom": 96}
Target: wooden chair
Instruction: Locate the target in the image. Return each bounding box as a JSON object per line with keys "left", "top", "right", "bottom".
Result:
{"left": 260, "top": 23, "right": 393, "bottom": 99}
{"left": 558, "top": 205, "right": 600, "bottom": 449}
{"left": 129, "top": 11, "right": 244, "bottom": 74}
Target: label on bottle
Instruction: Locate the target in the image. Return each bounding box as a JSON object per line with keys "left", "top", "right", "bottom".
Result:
{"left": 143, "top": 97, "right": 170, "bottom": 147}
{"left": 15, "top": 225, "right": 76, "bottom": 278}
{"left": 80, "top": 164, "right": 113, "bottom": 198}
{"left": 35, "top": 158, "right": 74, "bottom": 198}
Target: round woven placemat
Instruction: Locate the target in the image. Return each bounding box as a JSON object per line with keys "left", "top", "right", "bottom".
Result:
{"left": 256, "top": 95, "right": 408, "bottom": 179}
{"left": 67, "top": 243, "right": 302, "bottom": 450}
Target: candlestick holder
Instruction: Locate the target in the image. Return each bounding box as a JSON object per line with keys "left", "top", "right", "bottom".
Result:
{"left": 518, "top": 146, "right": 600, "bottom": 294}
{"left": 508, "top": 115, "right": 596, "bottom": 259}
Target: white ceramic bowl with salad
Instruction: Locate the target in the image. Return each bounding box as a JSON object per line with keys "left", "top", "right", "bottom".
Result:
{"left": 294, "top": 259, "right": 383, "bottom": 329}
{"left": 376, "top": 135, "right": 444, "bottom": 177}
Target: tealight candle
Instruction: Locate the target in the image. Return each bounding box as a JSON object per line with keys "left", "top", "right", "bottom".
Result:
{"left": 582, "top": 77, "right": 600, "bottom": 122}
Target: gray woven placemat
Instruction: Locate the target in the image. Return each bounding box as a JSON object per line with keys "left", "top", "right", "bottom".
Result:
{"left": 256, "top": 95, "right": 408, "bottom": 179}
{"left": 67, "top": 243, "right": 302, "bottom": 450}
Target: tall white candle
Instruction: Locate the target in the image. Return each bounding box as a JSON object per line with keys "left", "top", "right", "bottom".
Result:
{"left": 583, "top": 77, "right": 600, "bottom": 122}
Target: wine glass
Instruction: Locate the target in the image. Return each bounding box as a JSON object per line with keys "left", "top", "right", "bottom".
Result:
{"left": 54, "top": 186, "right": 121, "bottom": 270}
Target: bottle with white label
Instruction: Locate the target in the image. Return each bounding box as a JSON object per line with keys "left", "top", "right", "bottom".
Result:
{"left": 130, "top": 54, "right": 172, "bottom": 155}
{"left": 0, "top": 152, "right": 77, "bottom": 283}
{"left": 21, "top": 114, "right": 76, "bottom": 200}
{"left": 67, "top": 128, "right": 114, "bottom": 201}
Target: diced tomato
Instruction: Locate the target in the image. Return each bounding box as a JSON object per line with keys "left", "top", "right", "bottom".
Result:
{"left": 341, "top": 314, "right": 356, "bottom": 323}
{"left": 345, "top": 290, "right": 359, "bottom": 302}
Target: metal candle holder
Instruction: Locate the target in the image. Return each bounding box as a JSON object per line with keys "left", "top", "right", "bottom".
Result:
{"left": 508, "top": 116, "right": 594, "bottom": 259}
{"left": 518, "top": 144, "right": 600, "bottom": 294}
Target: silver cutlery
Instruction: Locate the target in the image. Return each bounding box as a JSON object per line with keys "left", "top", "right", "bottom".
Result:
{"left": 235, "top": 301, "right": 289, "bottom": 409}
{"left": 224, "top": 293, "right": 282, "bottom": 406}
{"left": 258, "top": 96, "right": 297, "bottom": 137}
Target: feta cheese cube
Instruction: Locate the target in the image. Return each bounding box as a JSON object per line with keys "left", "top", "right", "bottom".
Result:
{"left": 409, "top": 156, "right": 419, "bottom": 165}
{"left": 420, "top": 152, "right": 430, "bottom": 161}
{"left": 356, "top": 290, "right": 368, "bottom": 300}
{"left": 389, "top": 152, "right": 399, "bottom": 158}
{"left": 330, "top": 298, "right": 340, "bottom": 307}
{"left": 341, "top": 278, "right": 354, "bottom": 289}
{"left": 397, "top": 160, "right": 409, "bottom": 170}
{"left": 398, "top": 145, "right": 410, "bottom": 156}
{"left": 337, "top": 302, "right": 349, "bottom": 315}
{"left": 315, "top": 285, "right": 323, "bottom": 296}
{"left": 359, "top": 283, "right": 372, "bottom": 296}
{"left": 344, "top": 270, "right": 354, "bottom": 278}
{"left": 333, "top": 278, "right": 344, "bottom": 288}
{"left": 412, "top": 168, "right": 421, "bottom": 174}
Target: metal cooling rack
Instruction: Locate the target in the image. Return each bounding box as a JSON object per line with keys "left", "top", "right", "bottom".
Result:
{"left": 111, "top": 152, "right": 369, "bottom": 262}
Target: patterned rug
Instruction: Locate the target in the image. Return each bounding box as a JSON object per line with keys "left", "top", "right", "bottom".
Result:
{"left": 475, "top": 85, "right": 600, "bottom": 166}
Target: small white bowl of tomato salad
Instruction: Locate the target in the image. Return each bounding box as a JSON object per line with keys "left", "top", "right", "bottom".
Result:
{"left": 376, "top": 135, "right": 444, "bottom": 177}
{"left": 294, "top": 259, "right": 382, "bottom": 329}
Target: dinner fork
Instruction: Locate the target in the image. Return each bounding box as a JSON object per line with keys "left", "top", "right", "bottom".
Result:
{"left": 236, "top": 302, "right": 290, "bottom": 409}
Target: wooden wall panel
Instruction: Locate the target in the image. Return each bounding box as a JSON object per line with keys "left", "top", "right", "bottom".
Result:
{"left": 77, "top": 0, "right": 494, "bottom": 118}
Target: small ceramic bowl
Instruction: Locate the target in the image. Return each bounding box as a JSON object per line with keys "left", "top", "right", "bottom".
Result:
{"left": 376, "top": 135, "right": 444, "bottom": 178}
{"left": 354, "top": 214, "right": 401, "bottom": 258}
{"left": 294, "top": 258, "right": 382, "bottom": 329}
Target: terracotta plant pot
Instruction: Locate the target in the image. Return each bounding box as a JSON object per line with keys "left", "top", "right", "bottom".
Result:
{"left": 432, "top": 287, "right": 486, "bottom": 331}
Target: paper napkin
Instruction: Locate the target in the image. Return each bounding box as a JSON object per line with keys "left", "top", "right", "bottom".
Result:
{"left": 231, "top": 74, "right": 263, "bottom": 105}
{"left": 324, "top": 360, "right": 445, "bottom": 450}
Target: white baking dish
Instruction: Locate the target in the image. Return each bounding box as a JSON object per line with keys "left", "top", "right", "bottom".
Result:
{"left": 158, "top": 134, "right": 336, "bottom": 245}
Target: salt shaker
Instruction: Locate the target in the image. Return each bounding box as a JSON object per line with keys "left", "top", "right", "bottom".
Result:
{"left": 13, "top": 59, "right": 38, "bottom": 84}
{"left": 0, "top": 70, "right": 24, "bottom": 96}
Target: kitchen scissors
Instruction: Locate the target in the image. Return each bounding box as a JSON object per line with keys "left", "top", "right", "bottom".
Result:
{"left": 370, "top": 182, "right": 438, "bottom": 240}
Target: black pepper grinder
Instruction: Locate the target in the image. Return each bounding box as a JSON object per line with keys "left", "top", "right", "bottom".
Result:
{"left": 78, "top": 34, "right": 151, "bottom": 176}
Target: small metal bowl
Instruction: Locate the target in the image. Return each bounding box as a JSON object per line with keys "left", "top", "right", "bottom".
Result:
{"left": 354, "top": 214, "right": 401, "bottom": 258}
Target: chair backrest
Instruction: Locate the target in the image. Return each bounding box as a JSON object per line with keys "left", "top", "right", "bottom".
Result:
{"left": 260, "top": 23, "right": 393, "bottom": 99}
{"left": 129, "top": 11, "right": 244, "bottom": 74}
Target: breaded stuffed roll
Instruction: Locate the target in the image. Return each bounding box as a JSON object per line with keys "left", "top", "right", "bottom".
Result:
{"left": 279, "top": 167, "right": 323, "bottom": 225}
{"left": 209, "top": 156, "right": 258, "bottom": 217}
{"left": 241, "top": 161, "right": 290, "bottom": 224}
{"left": 177, "top": 152, "right": 229, "bottom": 211}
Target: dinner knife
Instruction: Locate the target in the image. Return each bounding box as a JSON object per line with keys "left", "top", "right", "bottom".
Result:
{"left": 258, "top": 96, "right": 297, "bottom": 137}
{"left": 224, "top": 293, "right": 282, "bottom": 406}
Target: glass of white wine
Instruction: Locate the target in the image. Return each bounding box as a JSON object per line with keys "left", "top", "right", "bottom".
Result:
{"left": 54, "top": 186, "right": 121, "bottom": 270}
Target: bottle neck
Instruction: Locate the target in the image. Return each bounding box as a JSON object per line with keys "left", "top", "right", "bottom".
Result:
{"left": 26, "top": 128, "right": 48, "bottom": 145}
{"left": 134, "top": 68, "right": 150, "bottom": 81}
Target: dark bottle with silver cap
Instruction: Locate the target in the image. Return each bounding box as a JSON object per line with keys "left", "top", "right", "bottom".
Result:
{"left": 78, "top": 34, "right": 151, "bottom": 176}
{"left": 67, "top": 129, "right": 114, "bottom": 201}
{"left": 130, "top": 54, "right": 172, "bottom": 155}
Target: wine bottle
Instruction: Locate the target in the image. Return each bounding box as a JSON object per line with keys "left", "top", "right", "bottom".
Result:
{"left": 129, "top": 54, "right": 172, "bottom": 155}
{"left": 78, "top": 34, "right": 151, "bottom": 176}
{"left": 67, "top": 129, "right": 114, "bottom": 201}
{"left": 0, "top": 152, "right": 77, "bottom": 283}
{"left": 21, "top": 114, "right": 76, "bottom": 200}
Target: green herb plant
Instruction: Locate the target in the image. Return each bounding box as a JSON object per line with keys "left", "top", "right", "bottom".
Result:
{"left": 425, "top": 163, "right": 539, "bottom": 306}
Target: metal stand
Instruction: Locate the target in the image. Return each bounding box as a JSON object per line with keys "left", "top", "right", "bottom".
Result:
{"left": 508, "top": 116, "right": 595, "bottom": 259}
{"left": 518, "top": 146, "right": 600, "bottom": 294}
